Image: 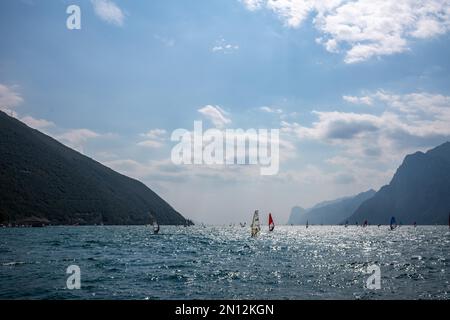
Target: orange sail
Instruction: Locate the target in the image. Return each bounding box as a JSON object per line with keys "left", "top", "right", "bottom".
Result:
{"left": 269, "top": 213, "right": 275, "bottom": 232}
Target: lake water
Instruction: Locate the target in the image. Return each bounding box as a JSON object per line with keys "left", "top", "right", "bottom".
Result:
{"left": 0, "top": 226, "right": 448, "bottom": 299}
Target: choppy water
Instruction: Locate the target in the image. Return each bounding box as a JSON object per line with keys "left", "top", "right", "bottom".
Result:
{"left": 0, "top": 226, "right": 448, "bottom": 299}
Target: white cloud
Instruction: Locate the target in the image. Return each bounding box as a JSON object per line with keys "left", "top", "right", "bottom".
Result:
{"left": 58, "top": 128, "right": 100, "bottom": 143}
{"left": 242, "top": 0, "right": 343, "bottom": 27}
{"left": 198, "top": 105, "right": 231, "bottom": 128}
{"left": 137, "top": 140, "right": 164, "bottom": 148}
{"left": 0, "top": 84, "right": 23, "bottom": 109}
{"left": 282, "top": 90, "right": 450, "bottom": 165}
{"left": 241, "top": 0, "right": 450, "bottom": 63}
{"left": 343, "top": 95, "right": 373, "bottom": 106}
{"left": 374, "top": 91, "right": 450, "bottom": 118}
{"left": 0, "top": 82, "right": 104, "bottom": 153}
{"left": 91, "top": 0, "right": 125, "bottom": 26}
{"left": 327, "top": 40, "right": 338, "bottom": 53}
{"left": 0, "top": 84, "right": 54, "bottom": 131}
{"left": 57, "top": 128, "right": 102, "bottom": 152}
{"left": 20, "top": 116, "right": 55, "bottom": 130}
{"left": 278, "top": 90, "right": 450, "bottom": 196}
{"left": 260, "top": 106, "right": 283, "bottom": 114}
{"left": 137, "top": 129, "right": 167, "bottom": 148}
{"left": 212, "top": 39, "right": 239, "bottom": 53}
{"left": 241, "top": 0, "right": 264, "bottom": 11}
{"left": 411, "top": 17, "right": 449, "bottom": 38}
{"left": 140, "top": 129, "right": 167, "bottom": 140}
{"left": 103, "top": 157, "right": 263, "bottom": 186}
{"left": 0, "top": 108, "right": 18, "bottom": 118}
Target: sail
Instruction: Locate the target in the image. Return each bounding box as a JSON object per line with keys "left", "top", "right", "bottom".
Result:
{"left": 153, "top": 221, "right": 160, "bottom": 234}
{"left": 306, "top": 220, "right": 309, "bottom": 229}
{"left": 268, "top": 213, "right": 274, "bottom": 232}
{"left": 390, "top": 216, "right": 397, "bottom": 230}
{"left": 251, "top": 210, "right": 261, "bottom": 237}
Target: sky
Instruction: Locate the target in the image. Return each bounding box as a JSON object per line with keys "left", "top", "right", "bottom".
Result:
{"left": 1, "top": 0, "right": 450, "bottom": 224}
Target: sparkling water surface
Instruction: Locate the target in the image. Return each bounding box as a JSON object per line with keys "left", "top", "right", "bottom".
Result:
{"left": 0, "top": 226, "right": 448, "bottom": 299}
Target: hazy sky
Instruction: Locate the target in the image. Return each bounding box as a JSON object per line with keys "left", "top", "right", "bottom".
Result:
{"left": 1, "top": 0, "right": 450, "bottom": 224}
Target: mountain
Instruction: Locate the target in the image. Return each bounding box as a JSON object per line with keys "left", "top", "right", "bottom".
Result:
{"left": 287, "top": 206, "right": 306, "bottom": 225}
{"left": 0, "top": 111, "right": 189, "bottom": 226}
{"left": 347, "top": 142, "right": 450, "bottom": 225}
{"left": 288, "top": 190, "right": 376, "bottom": 225}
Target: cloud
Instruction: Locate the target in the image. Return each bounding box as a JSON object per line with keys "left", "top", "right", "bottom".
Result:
{"left": 20, "top": 116, "right": 55, "bottom": 130}
{"left": 140, "top": 129, "right": 167, "bottom": 140}
{"left": 241, "top": 0, "right": 450, "bottom": 63}
{"left": 212, "top": 39, "right": 239, "bottom": 53}
{"left": 241, "top": 0, "right": 264, "bottom": 11}
{"left": 58, "top": 128, "right": 100, "bottom": 143}
{"left": 343, "top": 95, "right": 373, "bottom": 106}
{"left": 282, "top": 111, "right": 381, "bottom": 140}
{"left": 56, "top": 128, "right": 102, "bottom": 152}
{"left": 91, "top": 0, "right": 125, "bottom": 26}
{"left": 260, "top": 106, "right": 283, "bottom": 114}
{"left": 198, "top": 105, "right": 231, "bottom": 128}
{"left": 0, "top": 84, "right": 53, "bottom": 131}
{"left": 137, "top": 140, "right": 164, "bottom": 148}
{"left": 282, "top": 90, "right": 450, "bottom": 167}
{"left": 103, "top": 157, "right": 264, "bottom": 186}
{"left": 0, "top": 82, "right": 111, "bottom": 156}
{"left": 0, "top": 84, "right": 23, "bottom": 110}
{"left": 374, "top": 91, "right": 450, "bottom": 119}
{"left": 137, "top": 129, "right": 167, "bottom": 148}
{"left": 278, "top": 90, "right": 450, "bottom": 194}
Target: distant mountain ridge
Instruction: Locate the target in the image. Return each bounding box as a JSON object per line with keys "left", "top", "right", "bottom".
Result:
{"left": 288, "top": 206, "right": 306, "bottom": 224}
{"left": 288, "top": 189, "right": 376, "bottom": 225}
{"left": 347, "top": 142, "right": 450, "bottom": 225}
{"left": 0, "top": 111, "right": 189, "bottom": 225}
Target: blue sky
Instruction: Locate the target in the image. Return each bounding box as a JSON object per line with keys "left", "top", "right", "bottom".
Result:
{"left": 1, "top": 0, "right": 450, "bottom": 224}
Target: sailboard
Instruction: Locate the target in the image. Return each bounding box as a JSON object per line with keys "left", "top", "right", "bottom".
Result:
{"left": 390, "top": 216, "right": 397, "bottom": 230}
{"left": 251, "top": 210, "right": 261, "bottom": 238}
{"left": 153, "top": 220, "right": 160, "bottom": 234}
{"left": 268, "top": 213, "right": 275, "bottom": 232}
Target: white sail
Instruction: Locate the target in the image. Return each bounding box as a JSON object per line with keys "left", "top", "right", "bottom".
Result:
{"left": 153, "top": 221, "right": 160, "bottom": 234}
{"left": 251, "top": 210, "right": 261, "bottom": 237}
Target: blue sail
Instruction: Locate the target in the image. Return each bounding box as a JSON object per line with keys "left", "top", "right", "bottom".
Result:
{"left": 390, "top": 216, "right": 397, "bottom": 230}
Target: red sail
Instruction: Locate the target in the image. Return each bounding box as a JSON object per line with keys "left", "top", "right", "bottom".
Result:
{"left": 269, "top": 213, "right": 275, "bottom": 232}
